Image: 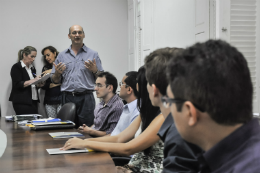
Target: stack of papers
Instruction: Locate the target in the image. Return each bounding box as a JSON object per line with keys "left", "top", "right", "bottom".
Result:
{"left": 46, "top": 148, "right": 94, "bottom": 155}
{"left": 49, "top": 132, "right": 84, "bottom": 138}
{"left": 27, "top": 120, "right": 75, "bottom": 130}
{"left": 5, "top": 114, "right": 42, "bottom": 122}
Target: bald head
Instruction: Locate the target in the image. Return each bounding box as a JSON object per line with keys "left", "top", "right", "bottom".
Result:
{"left": 69, "top": 25, "right": 84, "bottom": 34}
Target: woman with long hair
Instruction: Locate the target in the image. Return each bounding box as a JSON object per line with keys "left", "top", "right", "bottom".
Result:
{"left": 61, "top": 66, "right": 165, "bottom": 173}
{"left": 9, "top": 46, "right": 44, "bottom": 114}
{"left": 41, "top": 46, "right": 62, "bottom": 118}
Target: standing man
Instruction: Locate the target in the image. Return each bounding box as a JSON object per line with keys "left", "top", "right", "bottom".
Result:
{"left": 51, "top": 25, "right": 103, "bottom": 127}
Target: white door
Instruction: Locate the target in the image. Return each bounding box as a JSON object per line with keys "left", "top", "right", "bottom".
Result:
{"left": 218, "top": 0, "right": 260, "bottom": 113}
{"left": 195, "top": 0, "right": 210, "bottom": 42}
{"left": 128, "top": 0, "right": 135, "bottom": 71}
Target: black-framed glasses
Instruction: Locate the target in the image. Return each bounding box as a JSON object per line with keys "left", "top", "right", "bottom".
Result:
{"left": 119, "top": 82, "right": 129, "bottom": 87}
{"left": 71, "top": 31, "right": 83, "bottom": 35}
{"left": 161, "top": 96, "right": 205, "bottom": 112}
{"left": 94, "top": 84, "right": 110, "bottom": 88}
{"left": 161, "top": 96, "right": 186, "bottom": 108}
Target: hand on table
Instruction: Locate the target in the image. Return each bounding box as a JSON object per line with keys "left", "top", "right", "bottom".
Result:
{"left": 53, "top": 62, "right": 66, "bottom": 75}
{"left": 60, "top": 137, "right": 84, "bottom": 151}
{"left": 84, "top": 59, "right": 98, "bottom": 73}
{"left": 78, "top": 124, "right": 92, "bottom": 134}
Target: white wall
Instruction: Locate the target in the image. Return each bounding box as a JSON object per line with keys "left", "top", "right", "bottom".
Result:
{"left": 153, "top": 0, "right": 195, "bottom": 49}
{"left": 0, "top": 0, "right": 128, "bottom": 117}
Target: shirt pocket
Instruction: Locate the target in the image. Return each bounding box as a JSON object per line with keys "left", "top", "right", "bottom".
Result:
{"left": 63, "top": 61, "right": 73, "bottom": 75}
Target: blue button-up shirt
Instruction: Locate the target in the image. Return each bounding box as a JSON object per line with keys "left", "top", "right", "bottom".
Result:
{"left": 111, "top": 99, "right": 139, "bottom": 136}
{"left": 51, "top": 45, "right": 103, "bottom": 92}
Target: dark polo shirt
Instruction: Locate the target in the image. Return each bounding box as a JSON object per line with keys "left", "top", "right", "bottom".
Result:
{"left": 198, "top": 118, "right": 260, "bottom": 173}
{"left": 158, "top": 113, "right": 202, "bottom": 173}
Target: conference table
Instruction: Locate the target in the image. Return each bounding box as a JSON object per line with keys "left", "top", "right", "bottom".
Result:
{"left": 0, "top": 117, "right": 116, "bottom": 173}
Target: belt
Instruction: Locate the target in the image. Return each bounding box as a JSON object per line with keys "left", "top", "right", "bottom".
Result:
{"left": 63, "top": 90, "right": 93, "bottom": 96}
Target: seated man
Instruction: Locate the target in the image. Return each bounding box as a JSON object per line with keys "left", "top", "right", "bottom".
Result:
{"left": 111, "top": 71, "right": 139, "bottom": 136}
{"left": 166, "top": 40, "right": 260, "bottom": 172}
{"left": 144, "top": 47, "right": 202, "bottom": 172}
{"left": 79, "top": 72, "right": 124, "bottom": 137}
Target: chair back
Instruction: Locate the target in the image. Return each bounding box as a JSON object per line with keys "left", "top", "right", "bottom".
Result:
{"left": 57, "top": 102, "right": 76, "bottom": 122}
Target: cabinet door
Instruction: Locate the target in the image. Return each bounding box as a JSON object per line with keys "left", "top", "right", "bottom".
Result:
{"left": 195, "top": 0, "right": 210, "bottom": 42}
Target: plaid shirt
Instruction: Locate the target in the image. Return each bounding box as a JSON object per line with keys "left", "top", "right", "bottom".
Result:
{"left": 92, "top": 94, "right": 124, "bottom": 134}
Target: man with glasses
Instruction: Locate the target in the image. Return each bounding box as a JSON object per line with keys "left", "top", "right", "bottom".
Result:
{"left": 144, "top": 48, "right": 202, "bottom": 173}
{"left": 51, "top": 25, "right": 104, "bottom": 128}
{"left": 79, "top": 72, "right": 123, "bottom": 137}
{"left": 111, "top": 71, "right": 139, "bottom": 136}
{"left": 166, "top": 40, "right": 260, "bottom": 172}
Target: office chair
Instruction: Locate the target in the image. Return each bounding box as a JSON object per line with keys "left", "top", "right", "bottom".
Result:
{"left": 57, "top": 102, "right": 76, "bottom": 122}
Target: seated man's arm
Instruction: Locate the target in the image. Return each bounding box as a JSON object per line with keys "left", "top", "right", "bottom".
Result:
{"left": 86, "top": 127, "right": 107, "bottom": 137}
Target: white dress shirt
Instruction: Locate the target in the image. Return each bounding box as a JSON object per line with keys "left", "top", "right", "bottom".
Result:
{"left": 111, "top": 99, "right": 139, "bottom": 136}
{"left": 20, "top": 60, "right": 37, "bottom": 100}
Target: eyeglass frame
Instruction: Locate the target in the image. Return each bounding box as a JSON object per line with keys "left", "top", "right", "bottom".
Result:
{"left": 161, "top": 96, "right": 205, "bottom": 112}
{"left": 70, "top": 31, "right": 84, "bottom": 35}
{"left": 94, "top": 83, "right": 111, "bottom": 88}
{"left": 119, "top": 82, "right": 129, "bottom": 88}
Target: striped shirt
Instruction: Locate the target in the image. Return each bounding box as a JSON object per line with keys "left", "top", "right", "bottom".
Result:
{"left": 92, "top": 94, "right": 124, "bottom": 134}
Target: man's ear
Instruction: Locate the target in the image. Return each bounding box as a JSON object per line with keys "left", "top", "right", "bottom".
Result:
{"left": 152, "top": 84, "right": 160, "bottom": 97}
{"left": 109, "top": 85, "right": 113, "bottom": 93}
{"left": 68, "top": 34, "right": 71, "bottom": 39}
{"left": 127, "top": 87, "right": 133, "bottom": 94}
{"left": 183, "top": 101, "right": 198, "bottom": 126}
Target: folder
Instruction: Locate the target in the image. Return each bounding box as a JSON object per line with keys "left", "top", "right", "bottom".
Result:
{"left": 46, "top": 148, "right": 94, "bottom": 155}
{"left": 49, "top": 132, "right": 84, "bottom": 138}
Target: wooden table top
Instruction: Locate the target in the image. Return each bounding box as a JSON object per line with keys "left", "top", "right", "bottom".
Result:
{"left": 0, "top": 117, "right": 116, "bottom": 173}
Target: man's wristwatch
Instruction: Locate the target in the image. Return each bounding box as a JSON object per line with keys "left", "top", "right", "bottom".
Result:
{"left": 93, "top": 70, "right": 99, "bottom": 74}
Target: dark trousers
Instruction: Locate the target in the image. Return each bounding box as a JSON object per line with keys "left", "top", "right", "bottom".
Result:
{"left": 61, "top": 92, "right": 95, "bottom": 128}
{"left": 12, "top": 100, "right": 38, "bottom": 115}
{"left": 110, "top": 153, "right": 131, "bottom": 166}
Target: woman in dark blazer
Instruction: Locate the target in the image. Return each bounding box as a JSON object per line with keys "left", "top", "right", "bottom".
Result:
{"left": 9, "top": 46, "right": 45, "bottom": 115}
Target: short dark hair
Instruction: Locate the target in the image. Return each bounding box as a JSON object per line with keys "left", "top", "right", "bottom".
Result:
{"left": 41, "top": 46, "right": 59, "bottom": 65}
{"left": 145, "top": 47, "right": 184, "bottom": 95}
{"left": 97, "top": 72, "right": 118, "bottom": 94}
{"left": 167, "top": 39, "right": 253, "bottom": 125}
{"left": 125, "top": 71, "right": 138, "bottom": 97}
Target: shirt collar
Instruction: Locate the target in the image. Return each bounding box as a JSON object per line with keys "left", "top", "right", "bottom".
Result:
{"left": 203, "top": 118, "right": 260, "bottom": 171}
{"left": 20, "top": 60, "right": 33, "bottom": 69}
{"left": 66, "top": 44, "right": 88, "bottom": 53}
{"left": 157, "top": 113, "right": 173, "bottom": 139}
{"left": 124, "top": 99, "right": 137, "bottom": 112}
{"left": 102, "top": 94, "right": 120, "bottom": 108}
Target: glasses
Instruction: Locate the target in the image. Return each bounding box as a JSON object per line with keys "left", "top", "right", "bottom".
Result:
{"left": 94, "top": 84, "right": 110, "bottom": 88}
{"left": 161, "top": 96, "right": 205, "bottom": 112}
{"left": 161, "top": 96, "right": 186, "bottom": 108}
{"left": 119, "top": 82, "right": 129, "bottom": 87}
{"left": 71, "top": 31, "right": 83, "bottom": 35}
